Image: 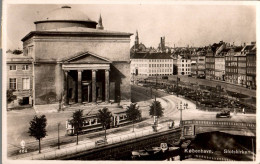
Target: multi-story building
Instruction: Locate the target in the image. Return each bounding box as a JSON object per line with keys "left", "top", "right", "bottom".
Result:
{"left": 130, "top": 52, "right": 174, "bottom": 76}
{"left": 205, "top": 48, "right": 215, "bottom": 80}
{"left": 225, "top": 47, "right": 242, "bottom": 84}
{"left": 238, "top": 43, "right": 256, "bottom": 87}
{"left": 191, "top": 55, "right": 197, "bottom": 77}
{"left": 246, "top": 44, "right": 256, "bottom": 89}
{"left": 197, "top": 55, "right": 206, "bottom": 78}
{"left": 7, "top": 52, "right": 33, "bottom": 107}
{"left": 214, "top": 56, "right": 225, "bottom": 81}
{"left": 177, "top": 56, "right": 191, "bottom": 75}
{"left": 236, "top": 53, "right": 247, "bottom": 86}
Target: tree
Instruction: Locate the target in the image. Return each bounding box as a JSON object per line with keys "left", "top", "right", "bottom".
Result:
{"left": 97, "top": 107, "right": 112, "bottom": 140}
{"left": 28, "top": 115, "right": 47, "bottom": 153}
{"left": 71, "top": 109, "right": 85, "bottom": 145}
{"left": 7, "top": 89, "right": 16, "bottom": 103}
{"left": 12, "top": 49, "right": 23, "bottom": 55}
{"left": 126, "top": 103, "right": 141, "bottom": 132}
{"left": 149, "top": 100, "right": 164, "bottom": 118}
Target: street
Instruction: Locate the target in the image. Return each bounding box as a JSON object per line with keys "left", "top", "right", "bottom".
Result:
{"left": 6, "top": 85, "right": 256, "bottom": 158}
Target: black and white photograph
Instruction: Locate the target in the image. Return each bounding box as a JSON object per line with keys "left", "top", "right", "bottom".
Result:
{"left": 2, "top": 0, "right": 258, "bottom": 162}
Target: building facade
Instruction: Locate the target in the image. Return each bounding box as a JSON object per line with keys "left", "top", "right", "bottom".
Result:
{"left": 177, "top": 56, "right": 191, "bottom": 76}
{"left": 246, "top": 46, "right": 256, "bottom": 89}
{"left": 197, "top": 56, "right": 206, "bottom": 77}
{"left": 7, "top": 52, "right": 33, "bottom": 106}
{"left": 225, "top": 47, "right": 242, "bottom": 84}
{"left": 191, "top": 55, "right": 197, "bottom": 77}
{"left": 21, "top": 6, "right": 132, "bottom": 105}
{"left": 130, "top": 53, "right": 174, "bottom": 76}
{"left": 205, "top": 49, "right": 215, "bottom": 80}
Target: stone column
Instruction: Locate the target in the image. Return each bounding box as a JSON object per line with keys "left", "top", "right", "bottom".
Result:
{"left": 63, "top": 70, "right": 69, "bottom": 105}
{"left": 78, "top": 70, "right": 82, "bottom": 103}
{"left": 105, "top": 69, "right": 110, "bottom": 103}
{"left": 92, "top": 70, "right": 97, "bottom": 103}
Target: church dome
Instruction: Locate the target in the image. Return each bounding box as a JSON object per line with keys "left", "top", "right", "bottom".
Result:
{"left": 40, "top": 6, "right": 93, "bottom": 22}
{"left": 35, "top": 6, "right": 97, "bottom": 31}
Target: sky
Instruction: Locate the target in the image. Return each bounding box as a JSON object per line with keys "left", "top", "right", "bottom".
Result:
{"left": 5, "top": 3, "right": 256, "bottom": 50}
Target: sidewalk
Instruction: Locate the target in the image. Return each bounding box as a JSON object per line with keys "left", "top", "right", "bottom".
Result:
{"left": 11, "top": 120, "right": 176, "bottom": 160}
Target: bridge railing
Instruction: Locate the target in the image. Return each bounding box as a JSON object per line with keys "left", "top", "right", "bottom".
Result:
{"left": 15, "top": 121, "right": 178, "bottom": 160}
{"left": 182, "top": 120, "right": 256, "bottom": 129}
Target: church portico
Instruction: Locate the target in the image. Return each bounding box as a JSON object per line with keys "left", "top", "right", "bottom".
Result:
{"left": 62, "top": 52, "right": 111, "bottom": 105}
{"left": 63, "top": 67, "right": 110, "bottom": 105}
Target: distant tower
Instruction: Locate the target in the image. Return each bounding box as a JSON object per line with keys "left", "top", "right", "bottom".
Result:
{"left": 160, "top": 36, "right": 165, "bottom": 52}
{"left": 97, "top": 14, "right": 104, "bottom": 30}
{"left": 134, "top": 30, "right": 139, "bottom": 50}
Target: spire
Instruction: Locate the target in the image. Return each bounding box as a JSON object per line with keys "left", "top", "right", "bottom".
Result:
{"left": 135, "top": 30, "right": 139, "bottom": 45}
{"left": 97, "top": 14, "right": 104, "bottom": 30}
{"left": 134, "top": 30, "right": 139, "bottom": 52}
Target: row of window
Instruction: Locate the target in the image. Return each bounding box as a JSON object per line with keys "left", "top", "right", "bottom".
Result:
{"left": 177, "top": 64, "right": 191, "bottom": 67}
{"left": 132, "top": 64, "right": 148, "bottom": 67}
{"left": 238, "top": 57, "right": 246, "bottom": 61}
{"left": 178, "top": 68, "right": 190, "bottom": 71}
{"left": 149, "top": 69, "right": 172, "bottom": 73}
{"left": 225, "top": 57, "right": 237, "bottom": 61}
{"left": 226, "top": 62, "right": 237, "bottom": 67}
{"left": 149, "top": 64, "right": 172, "bottom": 67}
{"left": 238, "top": 68, "right": 246, "bottom": 74}
{"left": 133, "top": 59, "right": 172, "bottom": 62}
{"left": 9, "top": 78, "right": 30, "bottom": 90}
{"left": 226, "top": 68, "right": 238, "bottom": 73}
{"left": 247, "top": 68, "right": 256, "bottom": 74}
{"left": 238, "top": 63, "right": 246, "bottom": 67}
{"left": 9, "top": 65, "right": 29, "bottom": 71}
{"left": 205, "top": 64, "right": 214, "bottom": 69}
{"left": 247, "top": 62, "right": 256, "bottom": 67}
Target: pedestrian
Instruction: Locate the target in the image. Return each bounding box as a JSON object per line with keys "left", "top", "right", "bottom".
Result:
{"left": 242, "top": 107, "right": 245, "bottom": 114}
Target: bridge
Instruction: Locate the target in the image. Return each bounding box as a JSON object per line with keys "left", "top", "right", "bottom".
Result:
{"left": 17, "top": 120, "right": 255, "bottom": 160}
{"left": 181, "top": 120, "right": 256, "bottom": 138}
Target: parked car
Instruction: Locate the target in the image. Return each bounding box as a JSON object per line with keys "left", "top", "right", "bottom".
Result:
{"left": 216, "top": 110, "right": 231, "bottom": 118}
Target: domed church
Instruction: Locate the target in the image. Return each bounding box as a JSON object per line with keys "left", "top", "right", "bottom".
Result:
{"left": 21, "top": 6, "right": 132, "bottom": 105}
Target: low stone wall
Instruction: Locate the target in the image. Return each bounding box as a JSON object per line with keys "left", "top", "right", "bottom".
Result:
{"left": 61, "top": 128, "right": 181, "bottom": 160}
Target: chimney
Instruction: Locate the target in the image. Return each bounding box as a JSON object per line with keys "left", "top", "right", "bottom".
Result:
{"left": 244, "top": 42, "right": 246, "bottom": 47}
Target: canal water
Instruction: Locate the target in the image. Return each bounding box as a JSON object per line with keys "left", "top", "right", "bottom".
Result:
{"left": 120, "top": 131, "right": 256, "bottom": 161}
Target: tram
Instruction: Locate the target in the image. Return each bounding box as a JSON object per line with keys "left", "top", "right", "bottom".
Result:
{"left": 66, "top": 109, "right": 138, "bottom": 136}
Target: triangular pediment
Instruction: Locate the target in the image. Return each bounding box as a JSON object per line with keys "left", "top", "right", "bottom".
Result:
{"left": 62, "top": 51, "right": 111, "bottom": 64}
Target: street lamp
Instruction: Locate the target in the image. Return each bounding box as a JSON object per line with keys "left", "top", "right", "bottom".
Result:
{"left": 57, "top": 123, "right": 60, "bottom": 149}
{"left": 196, "top": 90, "right": 198, "bottom": 109}
{"left": 153, "top": 73, "right": 158, "bottom": 132}
{"left": 176, "top": 76, "right": 179, "bottom": 97}
{"left": 177, "top": 101, "right": 183, "bottom": 127}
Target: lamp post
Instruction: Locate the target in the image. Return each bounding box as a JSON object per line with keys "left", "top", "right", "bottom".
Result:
{"left": 153, "top": 73, "right": 158, "bottom": 132}
{"left": 177, "top": 101, "right": 183, "bottom": 127}
{"left": 196, "top": 90, "right": 198, "bottom": 109}
{"left": 57, "top": 123, "right": 60, "bottom": 149}
{"left": 176, "top": 76, "right": 179, "bottom": 97}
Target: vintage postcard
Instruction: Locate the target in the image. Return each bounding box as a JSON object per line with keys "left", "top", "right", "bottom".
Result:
{"left": 2, "top": 0, "right": 259, "bottom": 163}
